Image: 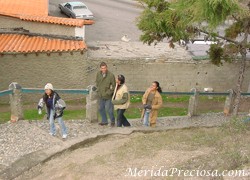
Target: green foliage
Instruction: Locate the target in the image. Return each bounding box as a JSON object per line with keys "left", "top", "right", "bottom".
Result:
{"left": 137, "top": 0, "right": 249, "bottom": 66}
{"left": 209, "top": 42, "right": 241, "bottom": 65}
{"left": 208, "top": 44, "right": 224, "bottom": 66}
{"left": 137, "top": 0, "right": 243, "bottom": 44}
{"left": 225, "top": 21, "right": 244, "bottom": 39}
{"left": 137, "top": 0, "right": 189, "bottom": 45}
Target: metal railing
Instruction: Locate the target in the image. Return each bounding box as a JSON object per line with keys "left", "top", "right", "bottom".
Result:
{"left": 1, "top": 88, "right": 250, "bottom": 97}
{"left": 0, "top": 89, "right": 13, "bottom": 97}
{"left": 1, "top": 83, "right": 250, "bottom": 123}
{"left": 21, "top": 88, "right": 89, "bottom": 95}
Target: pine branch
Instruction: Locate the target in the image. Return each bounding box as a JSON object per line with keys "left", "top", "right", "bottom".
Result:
{"left": 197, "top": 28, "right": 239, "bottom": 45}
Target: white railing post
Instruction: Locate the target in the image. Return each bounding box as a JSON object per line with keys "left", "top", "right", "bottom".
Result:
{"left": 188, "top": 88, "right": 199, "bottom": 117}
{"left": 86, "top": 85, "right": 98, "bottom": 123}
{"left": 9, "top": 82, "right": 24, "bottom": 122}
{"left": 223, "top": 89, "right": 235, "bottom": 116}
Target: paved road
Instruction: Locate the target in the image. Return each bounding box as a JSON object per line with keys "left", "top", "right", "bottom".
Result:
{"left": 48, "top": 0, "right": 216, "bottom": 56}
{"left": 48, "top": 0, "right": 214, "bottom": 56}
{"left": 48, "top": 0, "right": 250, "bottom": 57}
{"left": 49, "top": 0, "right": 143, "bottom": 42}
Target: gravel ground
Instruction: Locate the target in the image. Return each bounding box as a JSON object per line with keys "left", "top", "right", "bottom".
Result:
{"left": 0, "top": 112, "right": 246, "bottom": 175}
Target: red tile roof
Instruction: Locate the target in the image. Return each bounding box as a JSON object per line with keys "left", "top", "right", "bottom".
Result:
{"left": 0, "top": 34, "right": 87, "bottom": 53}
{"left": 19, "top": 15, "right": 94, "bottom": 27}
{"left": 0, "top": 0, "right": 48, "bottom": 17}
{"left": 0, "top": 0, "right": 94, "bottom": 27}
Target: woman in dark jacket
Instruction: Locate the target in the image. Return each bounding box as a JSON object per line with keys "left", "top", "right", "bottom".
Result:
{"left": 38, "top": 83, "right": 67, "bottom": 139}
{"left": 112, "top": 74, "right": 131, "bottom": 127}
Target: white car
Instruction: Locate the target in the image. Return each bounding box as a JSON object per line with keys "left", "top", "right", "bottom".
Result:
{"left": 59, "top": 1, "right": 94, "bottom": 20}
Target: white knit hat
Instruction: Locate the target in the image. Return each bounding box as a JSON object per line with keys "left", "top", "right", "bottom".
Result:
{"left": 44, "top": 83, "right": 53, "bottom": 90}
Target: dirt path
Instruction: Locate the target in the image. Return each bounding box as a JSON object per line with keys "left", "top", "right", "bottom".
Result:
{"left": 15, "top": 133, "right": 213, "bottom": 180}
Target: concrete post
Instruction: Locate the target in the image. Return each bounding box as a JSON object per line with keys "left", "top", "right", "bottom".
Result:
{"left": 86, "top": 85, "right": 98, "bottom": 123}
{"left": 223, "top": 89, "right": 235, "bottom": 116}
{"left": 248, "top": 82, "right": 250, "bottom": 97}
{"left": 9, "top": 82, "right": 24, "bottom": 122}
{"left": 188, "top": 88, "right": 199, "bottom": 117}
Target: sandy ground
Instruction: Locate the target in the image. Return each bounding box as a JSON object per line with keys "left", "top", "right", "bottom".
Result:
{"left": 15, "top": 133, "right": 213, "bottom": 180}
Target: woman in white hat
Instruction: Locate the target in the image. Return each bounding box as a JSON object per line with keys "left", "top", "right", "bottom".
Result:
{"left": 38, "top": 83, "right": 67, "bottom": 139}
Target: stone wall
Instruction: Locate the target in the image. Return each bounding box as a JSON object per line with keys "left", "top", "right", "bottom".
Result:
{"left": 86, "top": 58, "right": 250, "bottom": 92}
{"left": 1, "top": 52, "right": 250, "bottom": 103}
{"left": 0, "top": 51, "right": 87, "bottom": 103}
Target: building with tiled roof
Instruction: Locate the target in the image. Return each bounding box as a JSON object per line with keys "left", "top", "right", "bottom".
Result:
{"left": 0, "top": 0, "right": 92, "bottom": 91}
{"left": 0, "top": 0, "right": 94, "bottom": 54}
{"left": 0, "top": 34, "right": 87, "bottom": 54}
{"left": 0, "top": 0, "right": 93, "bottom": 27}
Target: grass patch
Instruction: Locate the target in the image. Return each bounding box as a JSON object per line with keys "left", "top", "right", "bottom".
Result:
{"left": 0, "top": 112, "right": 10, "bottom": 124}
{"left": 65, "top": 98, "right": 86, "bottom": 105}
{"left": 0, "top": 94, "right": 236, "bottom": 124}
{"left": 0, "top": 106, "right": 187, "bottom": 124}
{"left": 130, "top": 94, "right": 191, "bottom": 103}
{"left": 130, "top": 94, "right": 143, "bottom": 103}
{"left": 63, "top": 109, "right": 86, "bottom": 120}
{"left": 199, "top": 95, "right": 226, "bottom": 102}
{"left": 162, "top": 95, "right": 190, "bottom": 102}
{"left": 0, "top": 109, "right": 87, "bottom": 122}
{"left": 25, "top": 109, "right": 44, "bottom": 120}
{"left": 118, "top": 107, "right": 187, "bottom": 119}
{"left": 177, "top": 118, "right": 250, "bottom": 172}
{"left": 158, "top": 107, "right": 187, "bottom": 116}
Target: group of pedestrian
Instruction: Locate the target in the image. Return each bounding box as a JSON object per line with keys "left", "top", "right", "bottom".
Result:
{"left": 37, "top": 61, "right": 163, "bottom": 139}
{"left": 95, "top": 62, "right": 163, "bottom": 128}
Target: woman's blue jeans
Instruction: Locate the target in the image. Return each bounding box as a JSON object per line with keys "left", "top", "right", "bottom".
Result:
{"left": 143, "top": 109, "right": 151, "bottom": 126}
{"left": 49, "top": 109, "right": 67, "bottom": 136}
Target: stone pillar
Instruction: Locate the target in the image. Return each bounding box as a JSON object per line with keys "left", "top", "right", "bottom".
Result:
{"left": 248, "top": 82, "right": 250, "bottom": 97}
{"left": 223, "top": 89, "right": 235, "bottom": 116}
{"left": 188, "top": 88, "right": 199, "bottom": 117}
{"left": 9, "top": 82, "right": 24, "bottom": 122}
{"left": 86, "top": 85, "right": 98, "bottom": 123}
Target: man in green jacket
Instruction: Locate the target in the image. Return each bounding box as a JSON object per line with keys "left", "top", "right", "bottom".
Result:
{"left": 96, "top": 62, "right": 116, "bottom": 126}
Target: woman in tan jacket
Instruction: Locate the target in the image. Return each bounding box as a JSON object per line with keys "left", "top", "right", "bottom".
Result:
{"left": 141, "top": 81, "right": 163, "bottom": 127}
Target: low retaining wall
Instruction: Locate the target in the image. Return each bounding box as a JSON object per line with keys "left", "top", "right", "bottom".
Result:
{"left": 1, "top": 50, "right": 250, "bottom": 103}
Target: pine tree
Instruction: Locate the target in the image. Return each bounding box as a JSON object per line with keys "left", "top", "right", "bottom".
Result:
{"left": 137, "top": 0, "right": 250, "bottom": 115}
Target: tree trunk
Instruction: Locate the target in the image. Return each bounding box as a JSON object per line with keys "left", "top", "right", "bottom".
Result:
{"left": 232, "top": 21, "right": 249, "bottom": 116}
{"left": 232, "top": 55, "right": 246, "bottom": 116}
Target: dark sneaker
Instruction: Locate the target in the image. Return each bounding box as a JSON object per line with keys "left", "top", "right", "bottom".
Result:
{"left": 99, "top": 122, "right": 108, "bottom": 126}
{"left": 110, "top": 122, "right": 115, "bottom": 127}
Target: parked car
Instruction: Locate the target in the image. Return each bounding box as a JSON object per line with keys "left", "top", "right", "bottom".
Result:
{"left": 59, "top": 1, "right": 94, "bottom": 20}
